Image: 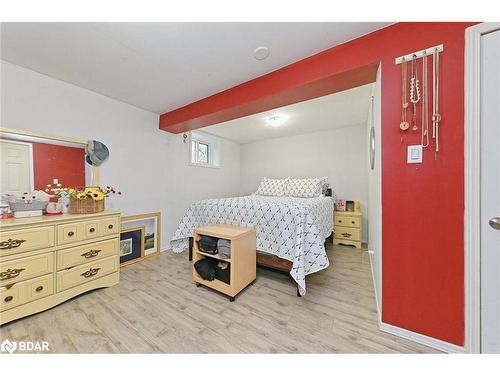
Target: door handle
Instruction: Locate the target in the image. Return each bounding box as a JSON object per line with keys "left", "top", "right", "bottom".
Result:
{"left": 489, "top": 217, "right": 500, "bottom": 230}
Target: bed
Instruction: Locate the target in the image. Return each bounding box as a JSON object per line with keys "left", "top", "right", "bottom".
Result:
{"left": 171, "top": 194, "right": 334, "bottom": 295}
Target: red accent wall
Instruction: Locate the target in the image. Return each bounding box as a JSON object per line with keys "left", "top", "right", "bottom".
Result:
{"left": 159, "top": 22, "right": 478, "bottom": 345}
{"left": 32, "top": 142, "right": 85, "bottom": 190}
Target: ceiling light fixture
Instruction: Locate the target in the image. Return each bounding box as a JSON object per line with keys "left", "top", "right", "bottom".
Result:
{"left": 253, "top": 46, "right": 270, "bottom": 60}
{"left": 266, "top": 114, "right": 288, "bottom": 127}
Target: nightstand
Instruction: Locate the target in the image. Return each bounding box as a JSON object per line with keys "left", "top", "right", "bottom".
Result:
{"left": 334, "top": 210, "right": 362, "bottom": 248}
{"left": 192, "top": 224, "right": 256, "bottom": 302}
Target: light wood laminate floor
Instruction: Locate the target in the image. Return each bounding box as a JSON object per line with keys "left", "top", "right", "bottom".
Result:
{"left": 0, "top": 244, "right": 438, "bottom": 353}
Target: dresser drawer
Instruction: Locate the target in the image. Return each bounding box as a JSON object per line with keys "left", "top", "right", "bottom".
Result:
{"left": 334, "top": 215, "right": 361, "bottom": 228}
{"left": 334, "top": 227, "right": 361, "bottom": 242}
{"left": 57, "top": 222, "right": 84, "bottom": 245}
{"left": 0, "top": 252, "right": 54, "bottom": 287}
{"left": 0, "top": 282, "right": 25, "bottom": 311}
{"left": 57, "top": 217, "right": 119, "bottom": 245}
{"left": 57, "top": 255, "right": 118, "bottom": 292}
{"left": 0, "top": 226, "right": 55, "bottom": 257}
{"left": 57, "top": 239, "right": 118, "bottom": 270}
{"left": 25, "top": 274, "right": 54, "bottom": 303}
{"left": 101, "top": 217, "right": 119, "bottom": 236}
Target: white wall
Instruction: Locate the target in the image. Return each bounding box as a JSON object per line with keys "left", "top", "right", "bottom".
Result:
{"left": 240, "top": 125, "right": 369, "bottom": 242}
{"left": 0, "top": 61, "right": 241, "bottom": 250}
{"left": 367, "top": 66, "right": 382, "bottom": 316}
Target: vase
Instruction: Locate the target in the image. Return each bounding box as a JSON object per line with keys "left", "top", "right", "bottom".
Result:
{"left": 58, "top": 197, "right": 70, "bottom": 214}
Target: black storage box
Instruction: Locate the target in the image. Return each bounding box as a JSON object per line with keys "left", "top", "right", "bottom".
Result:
{"left": 197, "top": 235, "right": 218, "bottom": 255}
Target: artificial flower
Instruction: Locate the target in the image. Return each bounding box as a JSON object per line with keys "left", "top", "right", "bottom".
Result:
{"left": 91, "top": 191, "right": 105, "bottom": 201}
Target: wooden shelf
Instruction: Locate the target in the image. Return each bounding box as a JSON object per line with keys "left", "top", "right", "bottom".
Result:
{"left": 194, "top": 248, "right": 231, "bottom": 262}
{"left": 192, "top": 224, "right": 256, "bottom": 301}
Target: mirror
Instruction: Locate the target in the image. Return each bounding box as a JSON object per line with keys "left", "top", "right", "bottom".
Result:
{"left": 0, "top": 127, "right": 88, "bottom": 196}
{"left": 369, "top": 126, "right": 375, "bottom": 170}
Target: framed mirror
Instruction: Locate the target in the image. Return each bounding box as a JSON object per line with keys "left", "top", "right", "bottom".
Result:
{"left": 0, "top": 127, "right": 88, "bottom": 196}
{"left": 369, "top": 126, "right": 375, "bottom": 170}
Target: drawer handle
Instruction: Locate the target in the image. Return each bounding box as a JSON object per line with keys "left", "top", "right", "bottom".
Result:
{"left": 81, "top": 267, "right": 101, "bottom": 278}
{"left": 0, "top": 268, "right": 26, "bottom": 281}
{"left": 89, "top": 227, "right": 96, "bottom": 233}
{"left": 341, "top": 232, "right": 352, "bottom": 238}
{"left": 35, "top": 286, "right": 44, "bottom": 293}
{"left": 352, "top": 221, "right": 355, "bottom": 224}
{"left": 108, "top": 224, "right": 114, "bottom": 230}
{"left": 81, "top": 249, "right": 101, "bottom": 259}
{"left": 338, "top": 220, "right": 342, "bottom": 223}
{"left": 0, "top": 238, "right": 27, "bottom": 250}
{"left": 4, "top": 295, "right": 13, "bottom": 303}
{"left": 67, "top": 231, "right": 75, "bottom": 237}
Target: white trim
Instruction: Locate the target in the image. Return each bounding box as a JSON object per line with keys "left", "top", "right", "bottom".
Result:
{"left": 0, "top": 126, "right": 87, "bottom": 147}
{"left": 380, "top": 322, "right": 465, "bottom": 354}
{"left": 394, "top": 44, "right": 444, "bottom": 64}
{"left": 464, "top": 22, "right": 500, "bottom": 354}
{"left": 368, "top": 250, "right": 381, "bottom": 324}
{"left": 0, "top": 139, "right": 35, "bottom": 193}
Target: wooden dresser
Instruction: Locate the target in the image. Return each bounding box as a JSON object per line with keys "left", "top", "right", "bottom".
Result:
{"left": 0, "top": 210, "right": 120, "bottom": 325}
{"left": 333, "top": 210, "right": 363, "bottom": 249}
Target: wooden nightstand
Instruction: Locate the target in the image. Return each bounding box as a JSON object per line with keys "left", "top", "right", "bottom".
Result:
{"left": 192, "top": 224, "right": 256, "bottom": 302}
{"left": 334, "top": 211, "right": 362, "bottom": 248}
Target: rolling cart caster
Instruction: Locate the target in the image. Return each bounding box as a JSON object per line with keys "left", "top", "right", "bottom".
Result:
{"left": 297, "top": 286, "right": 302, "bottom": 297}
{"left": 229, "top": 296, "right": 235, "bottom": 302}
{"left": 195, "top": 283, "right": 201, "bottom": 287}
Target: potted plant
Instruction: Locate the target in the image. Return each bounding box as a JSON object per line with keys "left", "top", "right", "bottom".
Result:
{"left": 46, "top": 185, "right": 121, "bottom": 214}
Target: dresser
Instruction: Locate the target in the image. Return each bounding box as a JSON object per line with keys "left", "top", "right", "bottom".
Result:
{"left": 0, "top": 210, "right": 120, "bottom": 325}
{"left": 333, "top": 210, "right": 362, "bottom": 249}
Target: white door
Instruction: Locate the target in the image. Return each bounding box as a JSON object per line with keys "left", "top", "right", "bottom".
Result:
{"left": 480, "top": 29, "right": 500, "bottom": 353}
{"left": 0, "top": 140, "right": 33, "bottom": 196}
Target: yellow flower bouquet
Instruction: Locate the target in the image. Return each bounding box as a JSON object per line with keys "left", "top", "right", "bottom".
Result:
{"left": 68, "top": 186, "right": 121, "bottom": 214}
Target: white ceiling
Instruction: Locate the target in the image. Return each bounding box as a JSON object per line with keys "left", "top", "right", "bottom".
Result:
{"left": 0, "top": 22, "right": 389, "bottom": 114}
{"left": 202, "top": 83, "right": 374, "bottom": 144}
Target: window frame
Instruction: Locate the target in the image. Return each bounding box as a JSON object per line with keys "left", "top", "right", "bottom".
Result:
{"left": 188, "top": 131, "right": 221, "bottom": 169}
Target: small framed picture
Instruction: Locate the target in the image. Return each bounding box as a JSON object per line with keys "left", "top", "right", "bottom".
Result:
{"left": 346, "top": 200, "right": 355, "bottom": 212}
{"left": 336, "top": 199, "right": 346, "bottom": 211}
{"left": 120, "top": 225, "right": 145, "bottom": 267}
{"left": 121, "top": 212, "right": 161, "bottom": 257}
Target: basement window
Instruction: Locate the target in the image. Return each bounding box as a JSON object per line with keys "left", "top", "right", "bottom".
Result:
{"left": 189, "top": 131, "right": 221, "bottom": 168}
{"left": 191, "top": 140, "right": 209, "bottom": 164}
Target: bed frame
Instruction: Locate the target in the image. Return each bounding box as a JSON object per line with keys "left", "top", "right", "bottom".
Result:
{"left": 189, "top": 237, "right": 300, "bottom": 297}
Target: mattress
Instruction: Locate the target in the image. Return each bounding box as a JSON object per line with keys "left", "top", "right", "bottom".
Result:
{"left": 171, "top": 195, "right": 334, "bottom": 295}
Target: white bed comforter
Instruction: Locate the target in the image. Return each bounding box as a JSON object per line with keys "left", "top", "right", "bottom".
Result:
{"left": 171, "top": 195, "right": 334, "bottom": 295}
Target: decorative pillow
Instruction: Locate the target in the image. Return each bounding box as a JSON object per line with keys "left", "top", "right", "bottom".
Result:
{"left": 285, "top": 178, "right": 322, "bottom": 198}
{"left": 319, "top": 176, "right": 329, "bottom": 195}
{"left": 254, "top": 177, "right": 288, "bottom": 196}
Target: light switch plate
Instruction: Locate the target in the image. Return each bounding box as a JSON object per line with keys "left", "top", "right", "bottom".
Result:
{"left": 407, "top": 145, "right": 423, "bottom": 164}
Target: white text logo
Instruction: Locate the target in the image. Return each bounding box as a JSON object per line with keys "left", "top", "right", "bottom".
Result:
{"left": 0, "top": 339, "right": 49, "bottom": 353}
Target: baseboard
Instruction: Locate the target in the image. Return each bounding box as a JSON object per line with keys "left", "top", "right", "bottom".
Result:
{"left": 368, "top": 249, "right": 381, "bottom": 324}
{"left": 367, "top": 248, "right": 465, "bottom": 353}
{"left": 379, "top": 322, "right": 467, "bottom": 353}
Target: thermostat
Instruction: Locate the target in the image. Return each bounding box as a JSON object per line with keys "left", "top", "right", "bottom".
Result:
{"left": 407, "top": 145, "right": 423, "bottom": 164}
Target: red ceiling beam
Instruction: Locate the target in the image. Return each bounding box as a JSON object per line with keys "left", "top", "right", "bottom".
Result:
{"left": 159, "top": 60, "right": 379, "bottom": 133}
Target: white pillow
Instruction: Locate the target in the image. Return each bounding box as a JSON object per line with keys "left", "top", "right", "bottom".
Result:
{"left": 319, "top": 176, "right": 329, "bottom": 195}
{"left": 285, "top": 178, "right": 322, "bottom": 198}
{"left": 254, "top": 177, "right": 288, "bottom": 196}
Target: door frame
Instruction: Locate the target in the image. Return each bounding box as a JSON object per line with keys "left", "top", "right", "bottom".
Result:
{"left": 464, "top": 22, "right": 500, "bottom": 354}
{"left": 0, "top": 138, "right": 35, "bottom": 194}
